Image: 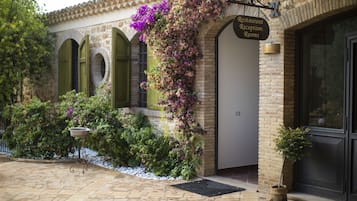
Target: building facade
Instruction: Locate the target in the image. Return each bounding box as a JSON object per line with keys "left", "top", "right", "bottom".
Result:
{"left": 46, "top": 0, "right": 357, "bottom": 200}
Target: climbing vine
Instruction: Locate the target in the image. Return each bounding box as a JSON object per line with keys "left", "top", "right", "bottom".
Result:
{"left": 131, "top": 0, "right": 225, "bottom": 176}
{"left": 131, "top": 0, "right": 224, "bottom": 133}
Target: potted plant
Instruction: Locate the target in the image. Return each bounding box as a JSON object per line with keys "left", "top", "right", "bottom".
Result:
{"left": 271, "top": 126, "right": 311, "bottom": 201}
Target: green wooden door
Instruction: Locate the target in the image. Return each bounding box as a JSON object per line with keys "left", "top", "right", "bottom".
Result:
{"left": 147, "top": 46, "right": 162, "bottom": 110}
{"left": 78, "top": 35, "right": 90, "bottom": 96}
{"left": 58, "top": 39, "right": 72, "bottom": 97}
{"left": 112, "top": 28, "right": 130, "bottom": 108}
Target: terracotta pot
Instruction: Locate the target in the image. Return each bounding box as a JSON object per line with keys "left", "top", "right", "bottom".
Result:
{"left": 69, "top": 127, "right": 90, "bottom": 138}
{"left": 270, "top": 185, "right": 287, "bottom": 201}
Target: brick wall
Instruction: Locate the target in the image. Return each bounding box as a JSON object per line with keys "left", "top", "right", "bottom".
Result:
{"left": 258, "top": 0, "right": 357, "bottom": 194}
{"left": 195, "top": 0, "right": 357, "bottom": 195}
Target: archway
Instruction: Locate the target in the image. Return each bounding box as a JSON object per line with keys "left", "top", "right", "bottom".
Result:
{"left": 195, "top": 5, "right": 264, "bottom": 179}
{"left": 216, "top": 21, "right": 259, "bottom": 184}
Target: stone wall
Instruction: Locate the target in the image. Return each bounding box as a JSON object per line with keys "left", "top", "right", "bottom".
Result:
{"left": 51, "top": 13, "right": 177, "bottom": 135}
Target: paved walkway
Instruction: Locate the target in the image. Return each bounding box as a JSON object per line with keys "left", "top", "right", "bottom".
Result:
{"left": 0, "top": 156, "right": 262, "bottom": 201}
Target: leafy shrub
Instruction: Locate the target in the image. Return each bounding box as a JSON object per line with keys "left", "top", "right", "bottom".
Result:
{"left": 122, "top": 113, "right": 202, "bottom": 179}
{"left": 2, "top": 89, "right": 201, "bottom": 179}
{"left": 58, "top": 90, "right": 201, "bottom": 179}
{"left": 168, "top": 133, "right": 203, "bottom": 179}
{"left": 2, "top": 98, "right": 75, "bottom": 159}
{"left": 58, "top": 90, "right": 130, "bottom": 166}
{"left": 123, "top": 125, "right": 173, "bottom": 175}
{"left": 274, "top": 126, "right": 311, "bottom": 187}
{"left": 275, "top": 126, "right": 311, "bottom": 162}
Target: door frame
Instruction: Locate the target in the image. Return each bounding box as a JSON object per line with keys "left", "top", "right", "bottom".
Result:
{"left": 346, "top": 32, "right": 357, "bottom": 201}
{"left": 215, "top": 20, "right": 232, "bottom": 173}
{"left": 214, "top": 20, "right": 259, "bottom": 172}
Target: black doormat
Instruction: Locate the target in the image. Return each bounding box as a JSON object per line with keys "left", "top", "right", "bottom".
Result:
{"left": 172, "top": 179, "right": 245, "bottom": 197}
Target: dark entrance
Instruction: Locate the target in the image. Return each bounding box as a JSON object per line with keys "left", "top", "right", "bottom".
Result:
{"left": 295, "top": 11, "right": 357, "bottom": 201}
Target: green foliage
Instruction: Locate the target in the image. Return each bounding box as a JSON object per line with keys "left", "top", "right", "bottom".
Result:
{"left": 123, "top": 126, "right": 172, "bottom": 174}
{"left": 57, "top": 90, "right": 200, "bottom": 179}
{"left": 275, "top": 126, "right": 311, "bottom": 162}
{"left": 170, "top": 133, "right": 203, "bottom": 179}
{"left": 274, "top": 126, "right": 311, "bottom": 187}
{"left": 121, "top": 113, "right": 202, "bottom": 179}
{"left": 2, "top": 98, "right": 75, "bottom": 159}
{"left": 2, "top": 88, "right": 201, "bottom": 179}
{"left": 0, "top": 0, "right": 53, "bottom": 110}
{"left": 58, "top": 90, "right": 130, "bottom": 166}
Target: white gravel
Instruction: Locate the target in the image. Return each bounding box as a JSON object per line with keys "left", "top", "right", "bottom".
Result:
{"left": 1, "top": 145, "right": 178, "bottom": 180}
{"left": 78, "top": 148, "right": 178, "bottom": 180}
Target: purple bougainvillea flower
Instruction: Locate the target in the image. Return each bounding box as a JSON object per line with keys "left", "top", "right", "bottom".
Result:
{"left": 140, "top": 81, "right": 148, "bottom": 90}
{"left": 139, "top": 33, "right": 146, "bottom": 42}
{"left": 66, "top": 108, "right": 73, "bottom": 118}
{"left": 130, "top": 0, "right": 222, "bottom": 135}
{"left": 130, "top": 0, "right": 171, "bottom": 33}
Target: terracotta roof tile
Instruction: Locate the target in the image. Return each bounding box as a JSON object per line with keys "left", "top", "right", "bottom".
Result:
{"left": 47, "top": 0, "right": 158, "bottom": 25}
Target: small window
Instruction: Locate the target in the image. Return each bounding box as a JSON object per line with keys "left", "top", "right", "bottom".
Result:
{"left": 92, "top": 53, "right": 107, "bottom": 88}
{"left": 100, "top": 57, "right": 105, "bottom": 78}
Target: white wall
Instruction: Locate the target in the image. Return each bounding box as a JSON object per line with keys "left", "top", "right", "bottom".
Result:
{"left": 218, "top": 22, "right": 259, "bottom": 169}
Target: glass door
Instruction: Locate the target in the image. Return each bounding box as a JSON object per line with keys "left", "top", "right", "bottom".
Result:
{"left": 295, "top": 11, "right": 357, "bottom": 201}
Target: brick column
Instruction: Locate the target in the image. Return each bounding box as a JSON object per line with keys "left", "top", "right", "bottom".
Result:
{"left": 258, "top": 18, "right": 285, "bottom": 193}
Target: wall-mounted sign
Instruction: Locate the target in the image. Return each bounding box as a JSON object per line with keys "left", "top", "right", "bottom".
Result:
{"left": 233, "top": 15, "right": 270, "bottom": 40}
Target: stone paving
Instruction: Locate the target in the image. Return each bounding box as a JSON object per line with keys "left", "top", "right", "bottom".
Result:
{"left": 0, "top": 156, "right": 263, "bottom": 201}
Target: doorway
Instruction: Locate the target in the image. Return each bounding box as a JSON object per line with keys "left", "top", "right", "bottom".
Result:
{"left": 216, "top": 21, "right": 259, "bottom": 183}
{"left": 295, "top": 11, "right": 357, "bottom": 201}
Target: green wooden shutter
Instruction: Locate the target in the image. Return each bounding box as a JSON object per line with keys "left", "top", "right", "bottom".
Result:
{"left": 147, "top": 46, "right": 162, "bottom": 110}
{"left": 112, "top": 28, "right": 130, "bottom": 108}
{"left": 58, "top": 39, "right": 72, "bottom": 97}
{"left": 78, "top": 35, "right": 90, "bottom": 96}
